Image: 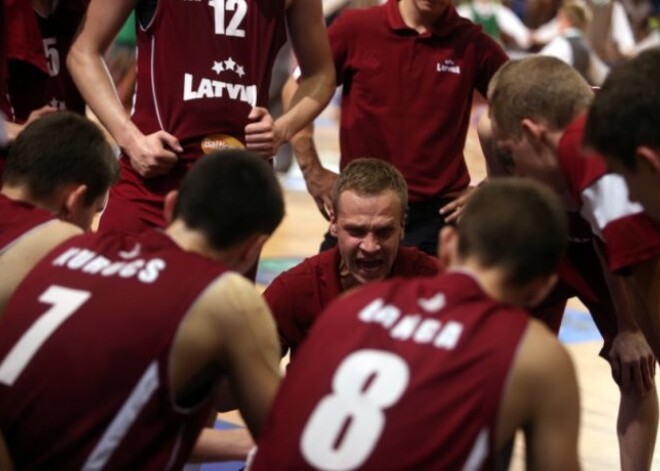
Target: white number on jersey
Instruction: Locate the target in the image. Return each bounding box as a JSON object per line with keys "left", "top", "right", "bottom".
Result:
{"left": 300, "top": 350, "right": 410, "bottom": 470}
{"left": 0, "top": 286, "right": 91, "bottom": 386}
{"left": 212, "top": 0, "right": 247, "bottom": 38}
{"left": 43, "top": 38, "right": 60, "bottom": 77}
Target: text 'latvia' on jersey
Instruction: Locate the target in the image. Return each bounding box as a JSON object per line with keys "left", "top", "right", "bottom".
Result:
{"left": 131, "top": 0, "right": 287, "bottom": 147}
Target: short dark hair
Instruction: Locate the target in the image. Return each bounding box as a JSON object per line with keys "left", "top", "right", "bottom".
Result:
{"left": 457, "top": 178, "right": 567, "bottom": 285}
{"left": 173, "top": 150, "right": 285, "bottom": 249}
{"left": 3, "top": 112, "right": 118, "bottom": 205}
{"left": 332, "top": 158, "right": 408, "bottom": 219}
{"left": 584, "top": 47, "right": 660, "bottom": 170}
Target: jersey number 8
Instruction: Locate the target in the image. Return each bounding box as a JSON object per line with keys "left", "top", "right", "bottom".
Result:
{"left": 300, "top": 349, "right": 410, "bottom": 470}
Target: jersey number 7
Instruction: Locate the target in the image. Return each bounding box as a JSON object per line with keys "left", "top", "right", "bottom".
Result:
{"left": 0, "top": 286, "right": 91, "bottom": 386}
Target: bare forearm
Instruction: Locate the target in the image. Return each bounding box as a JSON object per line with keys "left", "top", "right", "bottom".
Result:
{"left": 67, "top": 45, "right": 141, "bottom": 149}
{"left": 189, "top": 427, "right": 254, "bottom": 463}
{"left": 275, "top": 73, "right": 334, "bottom": 143}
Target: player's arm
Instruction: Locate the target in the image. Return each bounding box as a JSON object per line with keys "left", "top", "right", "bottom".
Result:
{"left": 67, "top": 0, "right": 180, "bottom": 177}
{"left": 278, "top": 0, "right": 335, "bottom": 144}
{"left": 281, "top": 75, "right": 336, "bottom": 220}
{"left": 189, "top": 427, "right": 254, "bottom": 463}
{"left": 631, "top": 257, "right": 660, "bottom": 359}
{"left": 498, "top": 320, "right": 580, "bottom": 471}
{"left": 203, "top": 273, "right": 282, "bottom": 439}
{"left": 0, "top": 221, "right": 82, "bottom": 317}
{"left": 593, "top": 241, "right": 656, "bottom": 393}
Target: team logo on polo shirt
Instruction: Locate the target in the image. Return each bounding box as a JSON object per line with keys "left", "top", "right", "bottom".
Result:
{"left": 201, "top": 134, "right": 245, "bottom": 154}
{"left": 437, "top": 59, "right": 461, "bottom": 75}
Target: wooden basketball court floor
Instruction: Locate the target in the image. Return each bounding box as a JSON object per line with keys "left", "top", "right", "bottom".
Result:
{"left": 211, "top": 105, "right": 660, "bottom": 470}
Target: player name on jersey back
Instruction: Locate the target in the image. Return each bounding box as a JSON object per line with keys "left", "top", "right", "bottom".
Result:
{"left": 358, "top": 296, "right": 463, "bottom": 350}
{"left": 51, "top": 247, "right": 166, "bottom": 284}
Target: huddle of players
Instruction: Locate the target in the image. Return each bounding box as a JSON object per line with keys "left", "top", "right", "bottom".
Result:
{"left": 1, "top": 3, "right": 660, "bottom": 469}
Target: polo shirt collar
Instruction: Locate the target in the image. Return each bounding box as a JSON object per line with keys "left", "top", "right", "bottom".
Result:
{"left": 386, "top": 0, "right": 461, "bottom": 37}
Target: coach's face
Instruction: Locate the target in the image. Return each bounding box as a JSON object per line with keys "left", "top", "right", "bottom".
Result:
{"left": 331, "top": 190, "right": 404, "bottom": 285}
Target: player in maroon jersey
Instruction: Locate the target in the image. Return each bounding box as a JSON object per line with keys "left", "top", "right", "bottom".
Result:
{"left": 487, "top": 55, "right": 659, "bottom": 470}
{"left": 264, "top": 159, "right": 438, "bottom": 358}
{"left": 0, "top": 112, "right": 118, "bottom": 312}
{"left": 2, "top": 0, "right": 88, "bottom": 145}
{"left": 252, "top": 178, "right": 579, "bottom": 470}
{"left": 282, "top": 0, "right": 508, "bottom": 255}
{"left": 585, "top": 47, "right": 660, "bottom": 227}
{"left": 68, "top": 0, "right": 335, "bottom": 234}
{"left": 584, "top": 49, "right": 660, "bottom": 410}
{"left": 0, "top": 150, "right": 284, "bottom": 469}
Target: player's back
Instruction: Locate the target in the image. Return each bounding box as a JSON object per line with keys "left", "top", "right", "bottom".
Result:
{"left": 252, "top": 271, "right": 529, "bottom": 470}
{"left": 0, "top": 229, "right": 228, "bottom": 469}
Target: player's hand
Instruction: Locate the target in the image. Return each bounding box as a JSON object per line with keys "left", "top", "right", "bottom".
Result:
{"left": 25, "top": 105, "right": 59, "bottom": 125}
{"left": 439, "top": 186, "right": 476, "bottom": 223}
{"left": 126, "top": 131, "right": 181, "bottom": 178}
{"left": 302, "top": 165, "right": 337, "bottom": 220}
{"left": 245, "top": 106, "right": 281, "bottom": 159}
{"left": 609, "top": 330, "right": 656, "bottom": 395}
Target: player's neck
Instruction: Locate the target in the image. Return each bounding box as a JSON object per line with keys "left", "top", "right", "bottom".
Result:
{"left": 454, "top": 260, "right": 528, "bottom": 307}
{"left": 165, "top": 220, "right": 226, "bottom": 263}
{"left": 1, "top": 185, "right": 57, "bottom": 213}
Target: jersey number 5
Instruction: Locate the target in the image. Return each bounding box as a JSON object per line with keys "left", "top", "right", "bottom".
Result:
{"left": 0, "top": 286, "right": 91, "bottom": 386}
{"left": 300, "top": 350, "right": 410, "bottom": 470}
{"left": 213, "top": 0, "right": 247, "bottom": 38}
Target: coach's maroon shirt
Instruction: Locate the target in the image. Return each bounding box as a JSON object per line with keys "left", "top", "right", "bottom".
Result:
{"left": 329, "top": 0, "right": 507, "bottom": 201}
{"left": 253, "top": 271, "right": 528, "bottom": 469}
{"left": 264, "top": 245, "right": 439, "bottom": 357}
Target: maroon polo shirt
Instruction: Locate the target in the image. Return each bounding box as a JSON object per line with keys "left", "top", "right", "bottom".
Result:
{"left": 263, "top": 245, "right": 439, "bottom": 357}
{"left": 329, "top": 0, "right": 507, "bottom": 201}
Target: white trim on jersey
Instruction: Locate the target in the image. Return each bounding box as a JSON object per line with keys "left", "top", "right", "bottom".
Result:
{"left": 580, "top": 173, "right": 643, "bottom": 238}
{"left": 150, "top": 36, "right": 166, "bottom": 131}
{"left": 82, "top": 361, "right": 160, "bottom": 470}
{"left": 463, "top": 428, "right": 489, "bottom": 471}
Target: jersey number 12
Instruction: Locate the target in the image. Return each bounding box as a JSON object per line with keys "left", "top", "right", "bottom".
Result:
{"left": 213, "top": 0, "right": 247, "bottom": 38}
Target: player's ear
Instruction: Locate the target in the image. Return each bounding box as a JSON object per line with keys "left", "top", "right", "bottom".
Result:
{"left": 60, "top": 184, "right": 87, "bottom": 221}
{"left": 523, "top": 273, "right": 558, "bottom": 308}
{"left": 437, "top": 226, "right": 459, "bottom": 271}
{"left": 636, "top": 146, "right": 660, "bottom": 174}
{"left": 163, "top": 191, "right": 179, "bottom": 224}
{"left": 521, "top": 118, "right": 546, "bottom": 144}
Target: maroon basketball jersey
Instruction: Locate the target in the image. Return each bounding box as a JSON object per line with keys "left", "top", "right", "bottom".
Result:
{"left": 253, "top": 271, "right": 529, "bottom": 470}
{"left": 0, "top": 229, "right": 228, "bottom": 469}
{"left": 132, "top": 0, "right": 286, "bottom": 158}
{"left": 0, "top": 194, "right": 55, "bottom": 254}
{"left": 35, "top": 0, "right": 88, "bottom": 114}
{"left": 558, "top": 115, "right": 660, "bottom": 272}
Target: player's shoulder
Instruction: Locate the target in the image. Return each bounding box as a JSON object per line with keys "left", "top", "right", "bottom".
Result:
{"left": 197, "top": 272, "right": 269, "bottom": 325}
{"left": 515, "top": 318, "right": 575, "bottom": 381}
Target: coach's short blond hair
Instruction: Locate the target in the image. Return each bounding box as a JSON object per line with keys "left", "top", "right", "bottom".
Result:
{"left": 488, "top": 56, "right": 593, "bottom": 139}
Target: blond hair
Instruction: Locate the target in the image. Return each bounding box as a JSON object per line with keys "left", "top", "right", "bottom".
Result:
{"left": 488, "top": 56, "right": 592, "bottom": 139}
